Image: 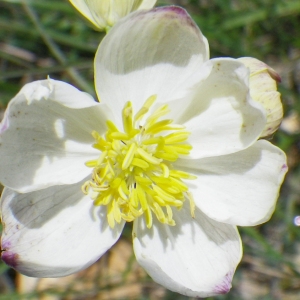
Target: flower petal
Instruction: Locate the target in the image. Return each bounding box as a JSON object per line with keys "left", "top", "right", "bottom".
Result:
{"left": 238, "top": 57, "right": 283, "bottom": 138}
{"left": 133, "top": 203, "right": 242, "bottom": 297}
{"left": 168, "top": 58, "right": 266, "bottom": 158}
{"left": 69, "top": 0, "right": 107, "bottom": 29}
{"left": 138, "top": 0, "right": 157, "bottom": 9}
{"left": 0, "top": 79, "right": 113, "bottom": 193}
{"left": 21, "top": 78, "right": 98, "bottom": 108}
{"left": 175, "top": 140, "right": 288, "bottom": 226}
{"left": 1, "top": 181, "right": 124, "bottom": 277}
{"left": 69, "top": 0, "right": 157, "bottom": 30}
{"left": 95, "top": 6, "right": 209, "bottom": 125}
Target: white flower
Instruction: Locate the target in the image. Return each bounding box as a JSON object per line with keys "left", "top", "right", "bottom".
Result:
{"left": 238, "top": 57, "right": 283, "bottom": 138}
{"left": 69, "top": 0, "right": 156, "bottom": 31}
{"left": 0, "top": 6, "right": 287, "bottom": 298}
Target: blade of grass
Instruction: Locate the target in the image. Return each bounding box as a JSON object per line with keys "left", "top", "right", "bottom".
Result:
{"left": 241, "top": 226, "right": 300, "bottom": 277}
{"left": 0, "top": 0, "right": 74, "bottom": 14}
{"left": 0, "top": 50, "right": 33, "bottom": 68}
{"left": 0, "top": 61, "right": 93, "bottom": 80}
{"left": 21, "top": 0, "right": 95, "bottom": 95}
{"left": 192, "top": 1, "right": 300, "bottom": 30}
{"left": 0, "top": 19, "right": 99, "bottom": 53}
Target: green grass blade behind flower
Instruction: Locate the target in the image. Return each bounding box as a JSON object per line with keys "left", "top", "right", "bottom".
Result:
{"left": 38, "top": 31, "right": 99, "bottom": 53}
{"left": 192, "top": 0, "right": 300, "bottom": 30}
{"left": 21, "top": 1, "right": 95, "bottom": 95}
{"left": 0, "top": 49, "right": 32, "bottom": 68}
{"left": 0, "top": 263, "right": 9, "bottom": 275}
{"left": 0, "top": 61, "right": 93, "bottom": 80}
{"left": 0, "top": 82, "right": 21, "bottom": 106}
{"left": 0, "top": 0, "right": 74, "bottom": 14}
{"left": 222, "top": 1, "right": 300, "bottom": 30}
{"left": 0, "top": 292, "right": 52, "bottom": 300}
{"left": 241, "top": 226, "right": 300, "bottom": 277}
{"left": 0, "top": 19, "right": 99, "bottom": 53}
{"left": 241, "top": 227, "right": 282, "bottom": 260}
{"left": 221, "top": 10, "right": 267, "bottom": 30}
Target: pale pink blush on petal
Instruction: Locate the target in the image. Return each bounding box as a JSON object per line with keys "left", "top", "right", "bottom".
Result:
{"left": 136, "top": 6, "right": 198, "bottom": 29}
{"left": 0, "top": 115, "right": 9, "bottom": 134}
{"left": 281, "top": 163, "right": 288, "bottom": 172}
{"left": 1, "top": 251, "right": 19, "bottom": 269}
{"left": 213, "top": 270, "right": 234, "bottom": 295}
{"left": 1, "top": 240, "right": 19, "bottom": 269}
{"left": 1, "top": 240, "right": 11, "bottom": 251}
{"left": 267, "top": 68, "right": 282, "bottom": 83}
{"left": 157, "top": 6, "right": 197, "bottom": 26}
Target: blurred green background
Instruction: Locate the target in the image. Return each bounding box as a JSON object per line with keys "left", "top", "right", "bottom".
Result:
{"left": 0, "top": 0, "right": 300, "bottom": 299}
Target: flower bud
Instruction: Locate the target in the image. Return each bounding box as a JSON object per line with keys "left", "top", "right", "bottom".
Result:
{"left": 238, "top": 57, "right": 283, "bottom": 138}
{"left": 69, "top": 0, "right": 157, "bottom": 31}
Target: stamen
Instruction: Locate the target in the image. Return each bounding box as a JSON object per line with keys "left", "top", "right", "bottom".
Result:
{"left": 164, "top": 131, "right": 190, "bottom": 144}
{"left": 145, "top": 119, "right": 173, "bottom": 134}
{"left": 136, "top": 148, "right": 162, "bottom": 165}
{"left": 187, "top": 191, "right": 196, "bottom": 218}
{"left": 131, "top": 158, "right": 149, "bottom": 169}
{"left": 145, "top": 208, "right": 153, "bottom": 228}
{"left": 137, "top": 184, "right": 148, "bottom": 210}
{"left": 122, "top": 101, "right": 133, "bottom": 134}
{"left": 109, "top": 132, "right": 130, "bottom": 140}
{"left": 82, "top": 96, "right": 196, "bottom": 228}
{"left": 160, "top": 163, "right": 169, "bottom": 178}
{"left": 135, "top": 176, "right": 152, "bottom": 185}
{"left": 146, "top": 104, "right": 170, "bottom": 124}
{"left": 106, "top": 120, "right": 119, "bottom": 132}
{"left": 155, "top": 151, "right": 178, "bottom": 162}
{"left": 122, "top": 143, "right": 137, "bottom": 170}
{"left": 134, "top": 95, "right": 157, "bottom": 123}
{"left": 170, "top": 170, "right": 197, "bottom": 179}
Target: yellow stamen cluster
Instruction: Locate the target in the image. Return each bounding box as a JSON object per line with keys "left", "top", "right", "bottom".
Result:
{"left": 82, "top": 95, "right": 196, "bottom": 228}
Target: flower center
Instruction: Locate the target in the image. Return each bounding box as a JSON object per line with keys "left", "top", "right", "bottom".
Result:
{"left": 82, "top": 95, "right": 196, "bottom": 228}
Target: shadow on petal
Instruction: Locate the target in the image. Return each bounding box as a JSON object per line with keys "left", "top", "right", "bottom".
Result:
{"left": 4, "top": 181, "right": 86, "bottom": 229}
{"left": 133, "top": 201, "right": 241, "bottom": 297}
{"left": 1, "top": 181, "right": 124, "bottom": 277}
{"left": 0, "top": 80, "right": 109, "bottom": 192}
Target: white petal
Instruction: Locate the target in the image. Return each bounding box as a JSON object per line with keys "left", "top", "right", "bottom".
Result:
{"left": 69, "top": 0, "right": 106, "bottom": 29}
{"left": 133, "top": 203, "right": 242, "bottom": 297}
{"left": 169, "top": 58, "right": 266, "bottom": 158}
{"left": 95, "top": 6, "right": 209, "bottom": 125}
{"left": 22, "top": 78, "right": 98, "bottom": 108}
{"left": 1, "top": 181, "right": 124, "bottom": 277}
{"left": 69, "top": 0, "right": 156, "bottom": 30}
{"left": 138, "top": 0, "right": 157, "bottom": 9}
{"left": 0, "top": 79, "right": 113, "bottom": 193}
{"left": 175, "top": 140, "right": 287, "bottom": 226}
